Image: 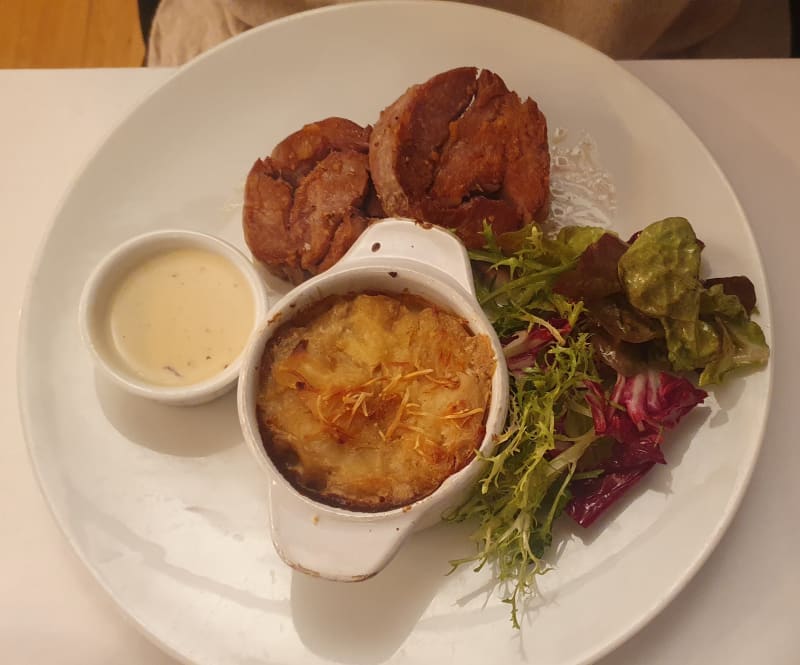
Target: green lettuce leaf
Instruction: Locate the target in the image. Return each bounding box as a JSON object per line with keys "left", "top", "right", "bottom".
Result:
{"left": 617, "top": 218, "right": 769, "bottom": 379}
{"left": 661, "top": 317, "right": 720, "bottom": 371}
{"left": 618, "top": 217, "right": 708, "bottom": 370}
{"left": 700, "top": 283, "right": 747, "bottom": 318}
{"left": 702, "top": 276, "right": 757, "bottom": 314}
{"left": 618, "top": 217, "right": 702, "bottom": 320}
{"left": 697, "top": 284, "right": 770, "bottom": 385}
{"left": 556, "top": 225, "right": 607, "bottom": 258}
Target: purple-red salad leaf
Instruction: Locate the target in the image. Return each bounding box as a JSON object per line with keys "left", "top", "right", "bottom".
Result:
{"left": 568, "top": 371, "right": 707, "bottom": 526}
{"left": 503, "top": 318, "right": 571, "bottom": 376}
{"left": 553, "top": 233, "right": 628, "bottom": 301}
{"left": 588, "top": 294, "right": 663, "bottom": 343}
{"left": 566, "top": 467, "right": 654, "bottom": 528}
{"left": 610, "top": 369, "right": 708, "bottom": 430}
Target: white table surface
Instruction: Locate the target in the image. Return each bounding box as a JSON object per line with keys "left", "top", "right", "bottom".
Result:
{"left": 1, "top": 60, "right": 798, "bottom": 665}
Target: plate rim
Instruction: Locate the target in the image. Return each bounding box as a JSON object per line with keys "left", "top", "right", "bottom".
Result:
{"left": 16, "top": 2, "right": 774, "bottom": 664}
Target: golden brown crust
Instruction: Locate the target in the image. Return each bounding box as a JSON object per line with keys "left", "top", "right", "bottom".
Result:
{"left": 257, "top": 294, "right": 495, "bottom": 511}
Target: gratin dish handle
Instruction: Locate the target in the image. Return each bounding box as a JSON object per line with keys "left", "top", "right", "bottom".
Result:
{"left": 268, "top": 481, "right": 415, "bottom": 582}
{"left": 340, "top": 217, "right": 476, "bottom": 296}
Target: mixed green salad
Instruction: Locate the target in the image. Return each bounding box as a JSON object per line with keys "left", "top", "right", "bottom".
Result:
{"left": 448, "top": 217, "right": 770, "bottom": 627}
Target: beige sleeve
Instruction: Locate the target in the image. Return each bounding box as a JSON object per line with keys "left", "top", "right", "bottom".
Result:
{"left": 147, "top": 0, "right": 335, "bottom": 66}
{"left": 146, "top": 0, "right": 788, "bottom": 67}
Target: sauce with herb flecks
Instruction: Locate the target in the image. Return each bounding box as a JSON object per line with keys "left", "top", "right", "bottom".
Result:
{"left": 106, "top": 247, "right": 254, "bottom": 386}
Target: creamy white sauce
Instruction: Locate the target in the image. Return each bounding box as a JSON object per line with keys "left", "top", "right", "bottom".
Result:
{"left": 106, "top": 247, "right": 255, "bottom": 387}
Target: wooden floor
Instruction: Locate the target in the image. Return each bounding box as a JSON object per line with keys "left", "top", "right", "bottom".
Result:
{"left": 0, "top": 0, "right": 145, "bottom": 68}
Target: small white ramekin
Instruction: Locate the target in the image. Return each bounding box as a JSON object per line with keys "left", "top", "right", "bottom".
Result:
{"left": 237, "top": 218, "right": 509, "bottom": 581}
{"left": 79, "top": 230, "right": 269, "bottom": 406}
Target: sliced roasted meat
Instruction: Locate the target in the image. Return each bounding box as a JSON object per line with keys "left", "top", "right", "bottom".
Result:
{"left": 244, "top": 70, "right": 551, "bottom": 281}
{"left": 501, "top": 94, "right": 550, "bottom": 222}
{"left": 243, "top": 118, "right": 382, "bottom": 284}
{"left": 430, "top": 70, "right": 509, "bottom": 206}
{"left": 243, "top": 158, "right": 304, "bottom": 284}
{"left": 369, "top": 67, "right": 478, "bottom": 216}
{"left": 271, "top": 117, "right": 371, "bottom": 187}
{"left": 290, "top": 150, "right": 371, "bottom": 272}
{"left": 370, "top": 67, "right": 550, "bottom": 248}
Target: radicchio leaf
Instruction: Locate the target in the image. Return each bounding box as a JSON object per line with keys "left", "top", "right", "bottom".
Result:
{"left": 609, "top": 369, "right": 707, "bottom": 430}
{"left": 565, "top": 468, "right": 654, "bottom": 529}
{"left": 503, "top": 318, "right": 571, "bottom": 376}
{"left": 567, "top": 370, "right": 707, "bottom": 527}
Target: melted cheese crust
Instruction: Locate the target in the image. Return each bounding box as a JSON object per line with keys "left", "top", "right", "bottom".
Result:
{"left": 257, "top": 293, "right": 495, "bottom": 511}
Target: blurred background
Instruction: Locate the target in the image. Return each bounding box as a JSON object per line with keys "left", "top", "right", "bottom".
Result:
{"left": 0, "top": 0, "right": 797, "bottom": 68}
{"left": 0, "top": 1, "right": 145, "bottom": 68}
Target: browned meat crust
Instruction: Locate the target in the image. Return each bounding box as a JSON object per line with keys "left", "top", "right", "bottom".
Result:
{"left": 243, "top": 70, "right": 550, "bottom": 282}
{"left": 242, "top": 158, "right": 304, "bottom": 283}
{"left": 369, "top": 67, "right": 478, "bottom": 216}
{"left": 243, "top": 118, "right": 381, "bottom": 283}
{"left": 370, "top": 68, "right": 550, "bottom": 248}
{"left": 421, "top": 197, "right": 522, "bottom": 249}
{"left": 271, "top": 117, "right": 370, "bottom": 187}
{"left": 290, "top": 150, "right": 371, "bottom": 272}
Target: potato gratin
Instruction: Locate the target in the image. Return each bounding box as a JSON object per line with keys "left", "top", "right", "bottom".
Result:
{"left": 257, "top": 293, "right": 495, "bottom": 511}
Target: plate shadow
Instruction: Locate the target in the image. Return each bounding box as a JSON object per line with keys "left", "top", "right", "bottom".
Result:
{"left": 94, "top": 370, "right": 241, "bottom": 457}
{"left": 290, "top": 520, "right": 474, "bottom": 664}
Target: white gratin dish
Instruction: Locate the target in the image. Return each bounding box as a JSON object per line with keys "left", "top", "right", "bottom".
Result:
{"left": 237, "top": 218, "right": 509, "bottom": 581}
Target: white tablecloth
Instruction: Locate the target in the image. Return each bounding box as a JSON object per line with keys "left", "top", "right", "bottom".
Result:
{"left": 1, "top": 61, "right": 798, "bottom": 665}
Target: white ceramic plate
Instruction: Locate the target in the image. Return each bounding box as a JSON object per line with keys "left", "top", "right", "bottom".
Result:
{"left": 18, "top": 2, "right": 772, "bottom": 665}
